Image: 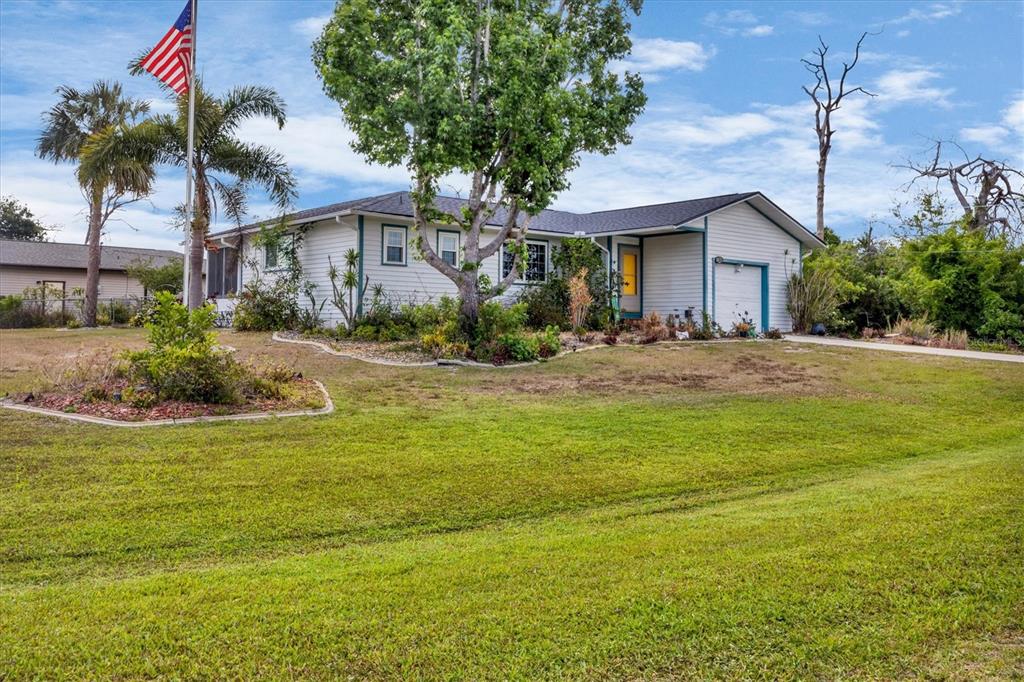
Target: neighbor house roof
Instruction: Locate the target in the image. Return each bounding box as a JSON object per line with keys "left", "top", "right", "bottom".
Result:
{"left": 0, "top": 239, "right": 183, "bottom": 271}
{"left": 211, "top": 190, "right": 824, "bottom": 247}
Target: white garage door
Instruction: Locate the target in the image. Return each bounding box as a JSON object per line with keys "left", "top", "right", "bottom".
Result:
{"left": 715, "top": 262, "right": 763, "bottom": 331}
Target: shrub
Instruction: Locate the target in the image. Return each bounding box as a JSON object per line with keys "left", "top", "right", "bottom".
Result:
{"left": 125, "top": 292, "right": 242, "bottom": 404}
{"left": 638, "top": 311, "right": 669, "bottom": 344}
{"left": 787, "top": 269, "right": 838, "bottom": 333}
{"left": 518, "top": 280, "right": 568, "bottom": 330}
{"left": 475, "top": 301, "right": 527, "bottom": 345}
{"left": 537, "top": 326, "right": 561, "bottom": 358}
{"left": 500, "top": 333, "right": 540, "bottom": 362}
{"left": 686, "top": 312, "right": 717, "bottom": 341}
{"left": 233, "top": 277, "right": 300, "bottom": 331}
{"left": 121, "top": 385, "right": 158, "bottom": 409}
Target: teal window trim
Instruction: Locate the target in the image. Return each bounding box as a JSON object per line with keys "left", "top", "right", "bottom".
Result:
{"left": 500, "top": 237, "right": 550, "bottom": 285}
{"left": 606, "top": 236, "right": 613, "bottom": 291}
{"left": 381, "top": 223, "right": 409, "bottom": 266}
{"left": 639, "top": 236, "right": 645, "bottom": 316}
{"left": 713, "top": 257, "right": 770, "bottom": 329}
{"left": 702, "top": 216, "right": 708, "bottom": 316}
{"left": 263, "top": 233, "right": 294, "bottom": 272}
{"left": 616, "top": 241, "right": 642, "bottom": 319}
{"left": 436, "top": 229, "right": 461, "bottom": 268}
{"left": 356, "top": 215, "right": 365, "bottom": 316}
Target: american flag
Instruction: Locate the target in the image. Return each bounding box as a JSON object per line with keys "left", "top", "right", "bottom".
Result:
{"left": 141, "top": 1, "right": 193, "bottom": 95}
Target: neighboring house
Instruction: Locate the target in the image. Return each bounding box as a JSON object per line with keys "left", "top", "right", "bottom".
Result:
{"left": 207, "top": 191, "right": 824, "bottom": 332}
{"left": 0, "top": 239, "right": 184, "bottom": 300}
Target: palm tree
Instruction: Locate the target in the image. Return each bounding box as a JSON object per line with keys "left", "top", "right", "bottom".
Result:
{"left": 98, "top": 75, "right": 297, "bottom": 308}
{"left": 37, "top": 81, "right": 154, "bottom": 326}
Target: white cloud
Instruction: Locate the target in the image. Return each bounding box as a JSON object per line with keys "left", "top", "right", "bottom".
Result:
{"left": 888, "top": 1, "right": 963, "bottom": 25}
{"left": 621, "top": 38, "right": 714, "bottom": 76}
{"left": 960, "top": 125, "right": 1008, "bottom": 147}
{"left": 875, "top": 68, "right": 955, "bottom": 108}
{"left": 640, "top": 112, "right": 779, "bottom": 148}
{"left": 1003, "top": 95, "right": 1024, "bottom": 133}
{"left": 786, "top": 11, "right": 832, "bottom": 27}
{"left": 896, "top": 30, "right": 911, "bottom": 38}
{"left": 552, "top": 92, "right": 896, "bottom": 234}
{"left": 291, "top": 14, "right": 331, "bottom": 40}
{"left": 743, "top": 25, "right": 775, "bottom": 38}
{"left": 0, "top": 151, "right": 186, "bottom": 250}
{"left": 236, "top": 114, "right": 411, "bottom": 186}
{"left": 956, "top": 94, "right": 1024, "bottom": 151}
{"left": 705, "top": 10, "right": 773, "bottom": 37}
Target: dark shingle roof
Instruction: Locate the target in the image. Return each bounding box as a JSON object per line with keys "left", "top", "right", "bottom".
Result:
{"left": 0, "top": 239, "right": 182, "bottom": 271}
{"left": 214, "top": 190, "right": 821, "bottom": 244}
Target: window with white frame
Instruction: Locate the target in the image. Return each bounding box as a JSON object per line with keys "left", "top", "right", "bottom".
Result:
{"left": 438, "top": 231, "right": 459, "bottom": 267}
{"left": 502, "top": 240, "right": 548, "bottom": 283}
{"left": 263, "top": 234, "right": 293, "bottom": 270}
{"left": 383, "top": 225, "right": 407, "bottom": 265}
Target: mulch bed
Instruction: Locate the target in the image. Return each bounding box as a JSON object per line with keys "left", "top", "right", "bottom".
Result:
{"left": 10, "top": 378, "right": 326, "bottom": 422}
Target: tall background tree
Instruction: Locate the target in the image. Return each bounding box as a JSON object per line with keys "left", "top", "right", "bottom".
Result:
{"left": 802, "top": 32, "right": 875, "bottom": 240}
{"left": 315, "top": 0, "right": 646, "bottom": 329}
{"left": 99, "top": 77, "right": 297, "bottom": 307}
{"left": 36, "top": 81, "right": 154, "bottom": 325}
{"left": 0, "top": 196, "right": 53, "bottom": 241}
{"left": 125, "top": 257, "right": 185, "bottom": 294}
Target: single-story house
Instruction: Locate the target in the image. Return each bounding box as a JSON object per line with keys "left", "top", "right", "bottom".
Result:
{"left": 206, "top": 191, "right": 824, "bottom": 332}
{"left": 0, "top": 239, "right": 184, "bottom": 299}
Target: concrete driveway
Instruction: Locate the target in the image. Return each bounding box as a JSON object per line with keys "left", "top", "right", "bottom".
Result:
{"left": 786, "top": 335, "right": 1024, "bottom": 364}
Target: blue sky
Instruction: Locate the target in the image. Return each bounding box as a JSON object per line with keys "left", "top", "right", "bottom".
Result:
{"left": 1, "top": 0, "right": 1022, "bottom": 250}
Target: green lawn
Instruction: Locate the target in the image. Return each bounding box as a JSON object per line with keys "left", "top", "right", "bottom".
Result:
{"left": 1, "top": 328, "right": 1022, "bottom": 679}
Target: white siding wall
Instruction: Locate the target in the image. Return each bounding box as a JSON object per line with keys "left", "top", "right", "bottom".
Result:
{"left": 705, "top": 202, "right": 802, "bottom": 331}
{"left": 642, "top": 232, "right": 702, "bottom": 320}
{"left": 236, "top": 216, "right": 566, "bottom": 324}
{"left": 238, "top": 217, "right": 359, "bottom": 325}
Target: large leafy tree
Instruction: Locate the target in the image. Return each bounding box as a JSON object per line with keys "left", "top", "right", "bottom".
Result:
{"left": 315, "top": 0, "right": 646, "bottom": 328}
{"left": 0, "top": 196, "right": 52, "bottom": 241}
{"left": 37, "top": 81, "right": 154, "bottom": 325}
{"left": 95, "top": 77, "right": 297, "bottom": 308}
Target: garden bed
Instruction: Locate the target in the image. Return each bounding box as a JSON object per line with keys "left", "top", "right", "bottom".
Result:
{"left": 4, "top": 376, "right": 328, "bottom": 423}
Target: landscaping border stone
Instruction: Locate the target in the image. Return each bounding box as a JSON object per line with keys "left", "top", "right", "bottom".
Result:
{"left": 0, "top": 380, "right": 334, "bottom": 427}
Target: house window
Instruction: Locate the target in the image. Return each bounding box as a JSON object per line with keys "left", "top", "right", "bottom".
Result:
{"left": 264, "top": 234, "right": 293, "bottom": 270}
{"left": 502, "top": 240, "right": 548, "bottom": 283}
{"left": 383, "top": 225, "right": 407, "bottom": 265}
{"left": 438, "top": 231, "right": 459, "bottom": 267}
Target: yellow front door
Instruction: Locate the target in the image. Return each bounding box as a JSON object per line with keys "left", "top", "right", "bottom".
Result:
{"left": 619, "top": 247, "right": 640, "bottom": 315}
{"left": 622, "top": 253, "right": 637, "bottom": 295}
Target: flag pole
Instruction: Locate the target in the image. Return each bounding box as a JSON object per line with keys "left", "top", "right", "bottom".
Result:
{"left": 182, "top": 0, "right": 198, "bottom": 308}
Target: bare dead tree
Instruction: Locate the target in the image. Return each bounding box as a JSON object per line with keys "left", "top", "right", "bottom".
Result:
{"left": 802, "top": 32, "right": 877, "bottom": 240}
{"left": 899, "top": 140, "right": 1024, "bottom": 243}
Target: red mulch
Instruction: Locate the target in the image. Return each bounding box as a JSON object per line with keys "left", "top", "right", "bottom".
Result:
{"left": 14, "top": 379, "right": 324, "bottom": 422}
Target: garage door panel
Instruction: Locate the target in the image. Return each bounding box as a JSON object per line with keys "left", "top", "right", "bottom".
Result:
{"left": 715, "top": 263, "right": 763, "bottom": 331}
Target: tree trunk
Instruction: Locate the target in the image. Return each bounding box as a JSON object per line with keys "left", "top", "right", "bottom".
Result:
{"left": 457, "top": 277, "right": 480, "bottom": 338}
{"left": 82, "top": 190, "right": 104, "bottom": 327}
{"left": 815, "top": 156, "right": 827, "bottom": 241}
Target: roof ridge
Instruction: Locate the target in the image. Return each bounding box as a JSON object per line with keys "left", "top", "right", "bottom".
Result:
{"left": 583, "top": 191, "right": 757, "bottom": 216}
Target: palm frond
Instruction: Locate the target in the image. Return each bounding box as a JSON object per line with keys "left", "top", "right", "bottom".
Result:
{"left": 207, "top": 138, "right": 296, "bottom": 210}
{"left": 220, "top": 85, "right": 287, "bottom": 132}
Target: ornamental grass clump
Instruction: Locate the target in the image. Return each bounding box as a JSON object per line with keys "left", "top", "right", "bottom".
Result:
{"left": 568, "top": 268, "right": 593, "bottom": 339}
